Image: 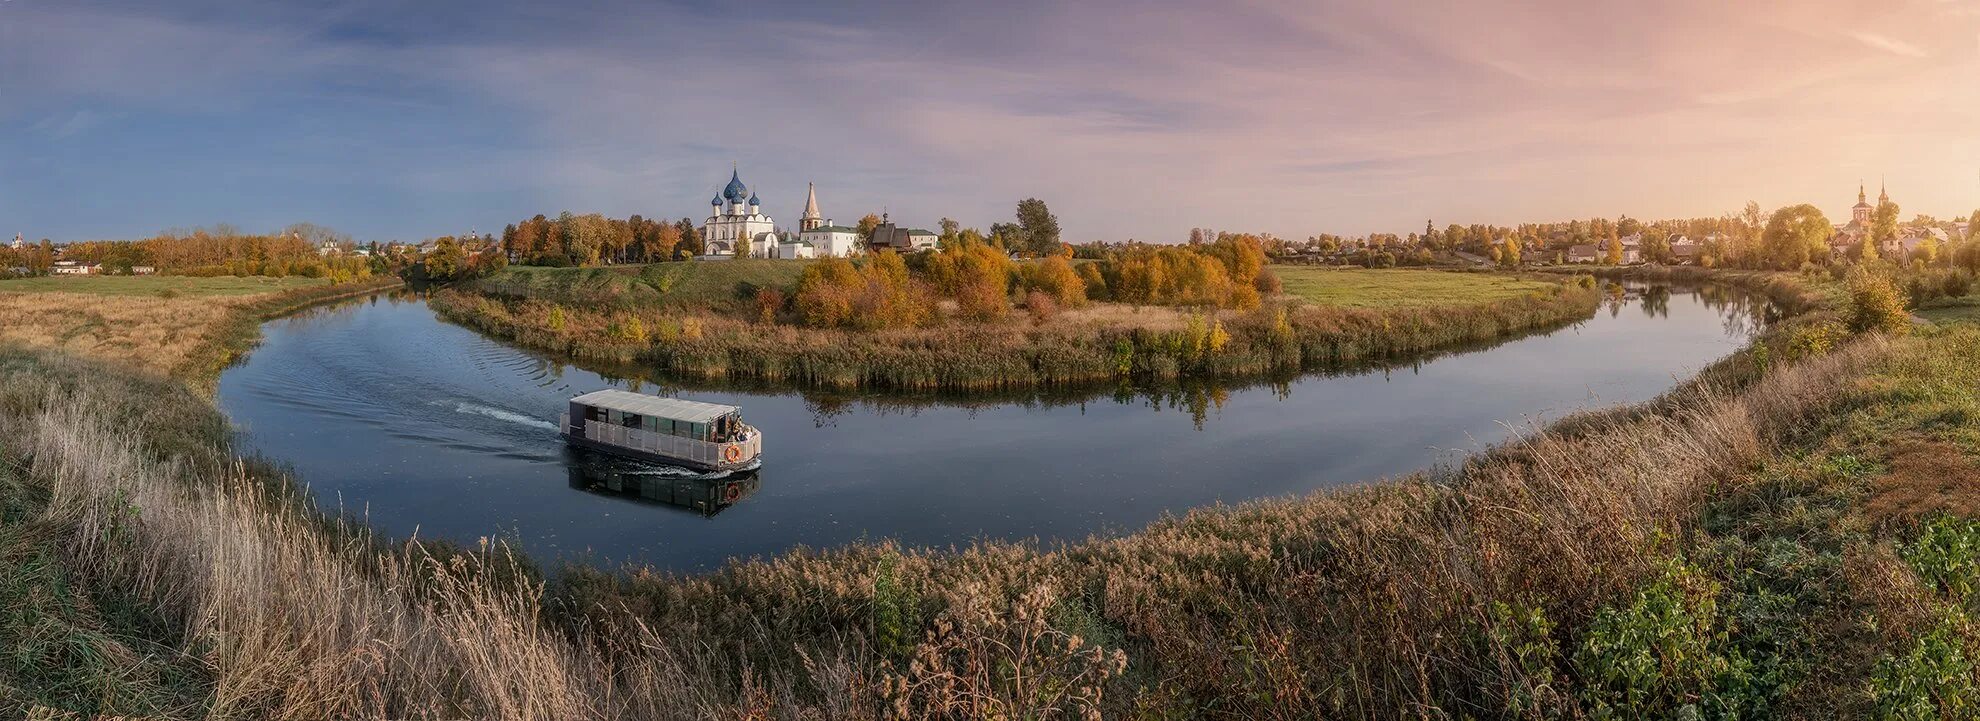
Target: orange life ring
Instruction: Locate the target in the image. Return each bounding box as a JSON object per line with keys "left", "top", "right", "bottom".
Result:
{"left": 723, "top": 483, "right": 742, "bottom": 503}
{"left": 723, "top": 444, "right": 744, "bottom": 464}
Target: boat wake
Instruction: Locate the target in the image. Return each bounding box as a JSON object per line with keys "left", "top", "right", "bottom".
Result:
{"left": 447, "top": 401, "right": 558, "bottom": 430}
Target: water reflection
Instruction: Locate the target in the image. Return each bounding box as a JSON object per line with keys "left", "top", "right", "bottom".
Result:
{"left": 565, "top": 448, "right": 761, "bottom": 516}
{"left": 560, "top": 282, "right": 1774, "bottom": 431}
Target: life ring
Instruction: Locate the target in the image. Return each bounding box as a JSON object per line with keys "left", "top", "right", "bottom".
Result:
{"left": 723, "top": 445, "right": 744, "bottom": 464}
{"left": 723, "top": 483, "right": 742, "bottom": 503}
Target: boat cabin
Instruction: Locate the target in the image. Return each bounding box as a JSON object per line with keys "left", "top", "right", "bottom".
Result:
{"left": 560, "top": 390, "right": 762, "bottom": 471}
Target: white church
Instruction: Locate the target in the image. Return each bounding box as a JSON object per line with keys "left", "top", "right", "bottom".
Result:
{"left": 701, "top": 169, "right": 864, "bottom": 259}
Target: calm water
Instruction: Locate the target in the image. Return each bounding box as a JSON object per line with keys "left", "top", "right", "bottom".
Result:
{"left": 216, "top": 284, "right": 1773, "bottom": 571}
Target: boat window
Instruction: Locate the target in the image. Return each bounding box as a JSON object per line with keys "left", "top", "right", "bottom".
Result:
{"left": 584, "top": 405, "right": 605, "bottom": 422}
{"left": 622, "top": 413, "right": 642, "bottom": 428}
{"left": 607, "top": 409, "right": 622, "bottom": 425}
{"left": 641, "top": 416, "right": 658, "bottom": 432}
{"left": 688, "top": 422, "right": 706, "bottom": 440}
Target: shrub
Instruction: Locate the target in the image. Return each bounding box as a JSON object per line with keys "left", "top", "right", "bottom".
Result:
{"left": 754, "top": 287, "right": 785, "bottom": 325}
{"left": 609, "top": 314, "right": 647, "bottom": 342}
{"left": 1944, "top": 270, "right": 1973, "bottom": 299}
{"left": 1846, "top": 267, "right": 1913, "bottom": 336}
{"left": 1253, "top": 267, "right": 1282, "bottom": 295}
{"left": 956, "top": 274, "right": 1011, "bottom": 322}
{"left": 1024, "top": 289, "right": 1057, "bottom": 326}
{"left": 1074, "top": 262, "right": 1108, "bottom": 301}
{"left": 1779, "top": 320, "right": 1847, "bottom": 363}
{"left": 546, "top": 305, "right": 567, "bottom": 331}
{"left": 1018, "top": 256, "right": 1087, "bottom": 308}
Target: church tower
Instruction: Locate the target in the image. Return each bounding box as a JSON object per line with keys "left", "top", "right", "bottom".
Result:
{"left": 1852, "top": 182, "right": 1873, "bottom": 227}
{"left": 799, "top": 182, "right": 823, "bottom": 231}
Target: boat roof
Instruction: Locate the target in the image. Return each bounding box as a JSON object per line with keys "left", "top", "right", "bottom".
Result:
{"left": 570, "top": 389, "right": 737, "bottom": 423}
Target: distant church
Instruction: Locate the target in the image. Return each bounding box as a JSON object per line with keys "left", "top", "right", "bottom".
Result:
{"left": 1836, "top": 181, "right": 1887, "bottom": 241}
{"left": 701, "top": 169, "right": 863, "bottom": 259}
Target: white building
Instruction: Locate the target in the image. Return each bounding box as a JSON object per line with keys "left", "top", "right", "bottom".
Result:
{"left": 789, "top": 183, "right": 861, "bottom": 258}
{"left": 9, "top": 233, "right": 23, "bottom": 250}
{"left": 702, "top": 169, "right": 778, "bottom": 257}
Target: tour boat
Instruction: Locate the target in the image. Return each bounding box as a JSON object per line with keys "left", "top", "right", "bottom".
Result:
{"left": 559, "top": 389, "right": 763, "bottom": 472}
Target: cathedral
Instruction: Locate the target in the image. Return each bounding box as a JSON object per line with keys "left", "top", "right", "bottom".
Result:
{"left": 701, "top": 169, "right": 864, "bottom": 258}
{"left": 702, "top": 168, "right": 778, "bottom": 257}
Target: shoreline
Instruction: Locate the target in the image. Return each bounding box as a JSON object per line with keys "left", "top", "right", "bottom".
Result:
{"left": 428, "top": 269, "right": 1603, "bottom": 392}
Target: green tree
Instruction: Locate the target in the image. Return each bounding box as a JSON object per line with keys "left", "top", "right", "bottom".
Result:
{"left": 423, "top": 237, "right": 468, "bottom": 281}
{"left": 1874, "top": 197, "right": 1902, "bottom": 248}
{"left": 1761, "top": 204, "right": 1833, "bottom": 270}
{"left": 1016, "top": 198, "right": 1061, "bottom": 257}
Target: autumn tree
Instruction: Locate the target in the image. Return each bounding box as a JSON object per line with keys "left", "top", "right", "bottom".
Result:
{"left": 1604, "top": 229, "right": 1623, "bottom": 265}
{"left": 857, "top": 213, "right": 883, "bottom": 240}
{"left": 1499, "top": 235, "right": 1522, "bottom": 268}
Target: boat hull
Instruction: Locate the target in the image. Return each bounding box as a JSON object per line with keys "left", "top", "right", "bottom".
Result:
{"left": 561, "top": 431, "right": 762, "bottom": 473}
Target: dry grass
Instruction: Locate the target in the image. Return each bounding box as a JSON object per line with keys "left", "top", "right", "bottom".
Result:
{"left": 0, "top": 291, "right": 251, "bottom": 375}
{"left": 1866, "top": 440, "right": 1980, "bottom": 527}
{"left": 0, "top": 275, "right": 328, "bottom": 297}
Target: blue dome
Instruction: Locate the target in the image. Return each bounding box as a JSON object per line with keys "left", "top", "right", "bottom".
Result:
{"left": 721, "top": 169, "right": 748, "bottom": 202}
{"left": 710, "top": 194, "right": 722, "bottom": 206}
{"left": 748, "top": 193, "right": 761, "bottom": 206}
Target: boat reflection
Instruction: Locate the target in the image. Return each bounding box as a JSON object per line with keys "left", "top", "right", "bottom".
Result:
{"left": 563, "top": 447, "right": 760, "bottom": 516}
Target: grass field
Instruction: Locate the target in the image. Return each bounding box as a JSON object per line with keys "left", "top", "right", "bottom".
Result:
{"left": 1274, "top": 266, "right": 1559, "bottom": 309}
{"left": 1919, "top": 296, "right": 1980, "bottom": 325}
{"left": 0, "top": 275, "right": 328, "bottom": 297}
{"left": 479, "top": 260, "right": 811, "bottom": 311}
{"left": 0, "top": 275, "right": 375, "bottom": 377}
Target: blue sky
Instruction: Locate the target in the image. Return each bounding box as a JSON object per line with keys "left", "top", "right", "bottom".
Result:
{"left": 3, "top": 0, "right": 1978, "bottom": 243}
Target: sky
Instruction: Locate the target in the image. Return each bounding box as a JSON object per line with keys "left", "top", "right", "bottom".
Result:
{"left": 2, "top": 0, "right": 1979, "bottom": 244}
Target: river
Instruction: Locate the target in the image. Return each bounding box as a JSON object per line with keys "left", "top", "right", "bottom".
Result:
{"left": 216, "top": 283, "right": 1773, "bottom": 571}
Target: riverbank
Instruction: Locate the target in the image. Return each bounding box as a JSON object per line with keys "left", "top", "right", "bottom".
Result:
{"left": 6, "top": 268, "right": 1980, "bottom": 718}
{"left": 430, "top": 265, "right": 1602, "bottom": 390}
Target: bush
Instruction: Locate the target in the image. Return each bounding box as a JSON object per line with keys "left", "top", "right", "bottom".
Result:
{"left": 754, "top": 287, "right": 785, "bottom": 324}
{"left": 1018, "top": 256, "right": 1087, "bottom": 308}
{"left": 1253, "top": 267, "right": 1283, "bottom": 295}
{"left": 1024, "top": 289, "right": 1058, "bottom": 326}
{"left": 793, "top": 252, "right": 932, "bottom": 330}
{"left": 1846, "top": 267, "right": 1913, "bottom": 336}
{"left": 1944, "top": 270, "right": 1973, "bottom": 299}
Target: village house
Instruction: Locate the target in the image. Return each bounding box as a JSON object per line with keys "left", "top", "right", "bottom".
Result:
{"left": 51, "top": 260, "right": 97, "bottom": 275}
{"left": 864, "top": 215, "right": 939, "bottom": 254}
{"left": 1567, "top": 244, "right": 1600, "bottom": 263}
{"left": 1669, "top": 235, "right": 1700, "bottom": 264}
